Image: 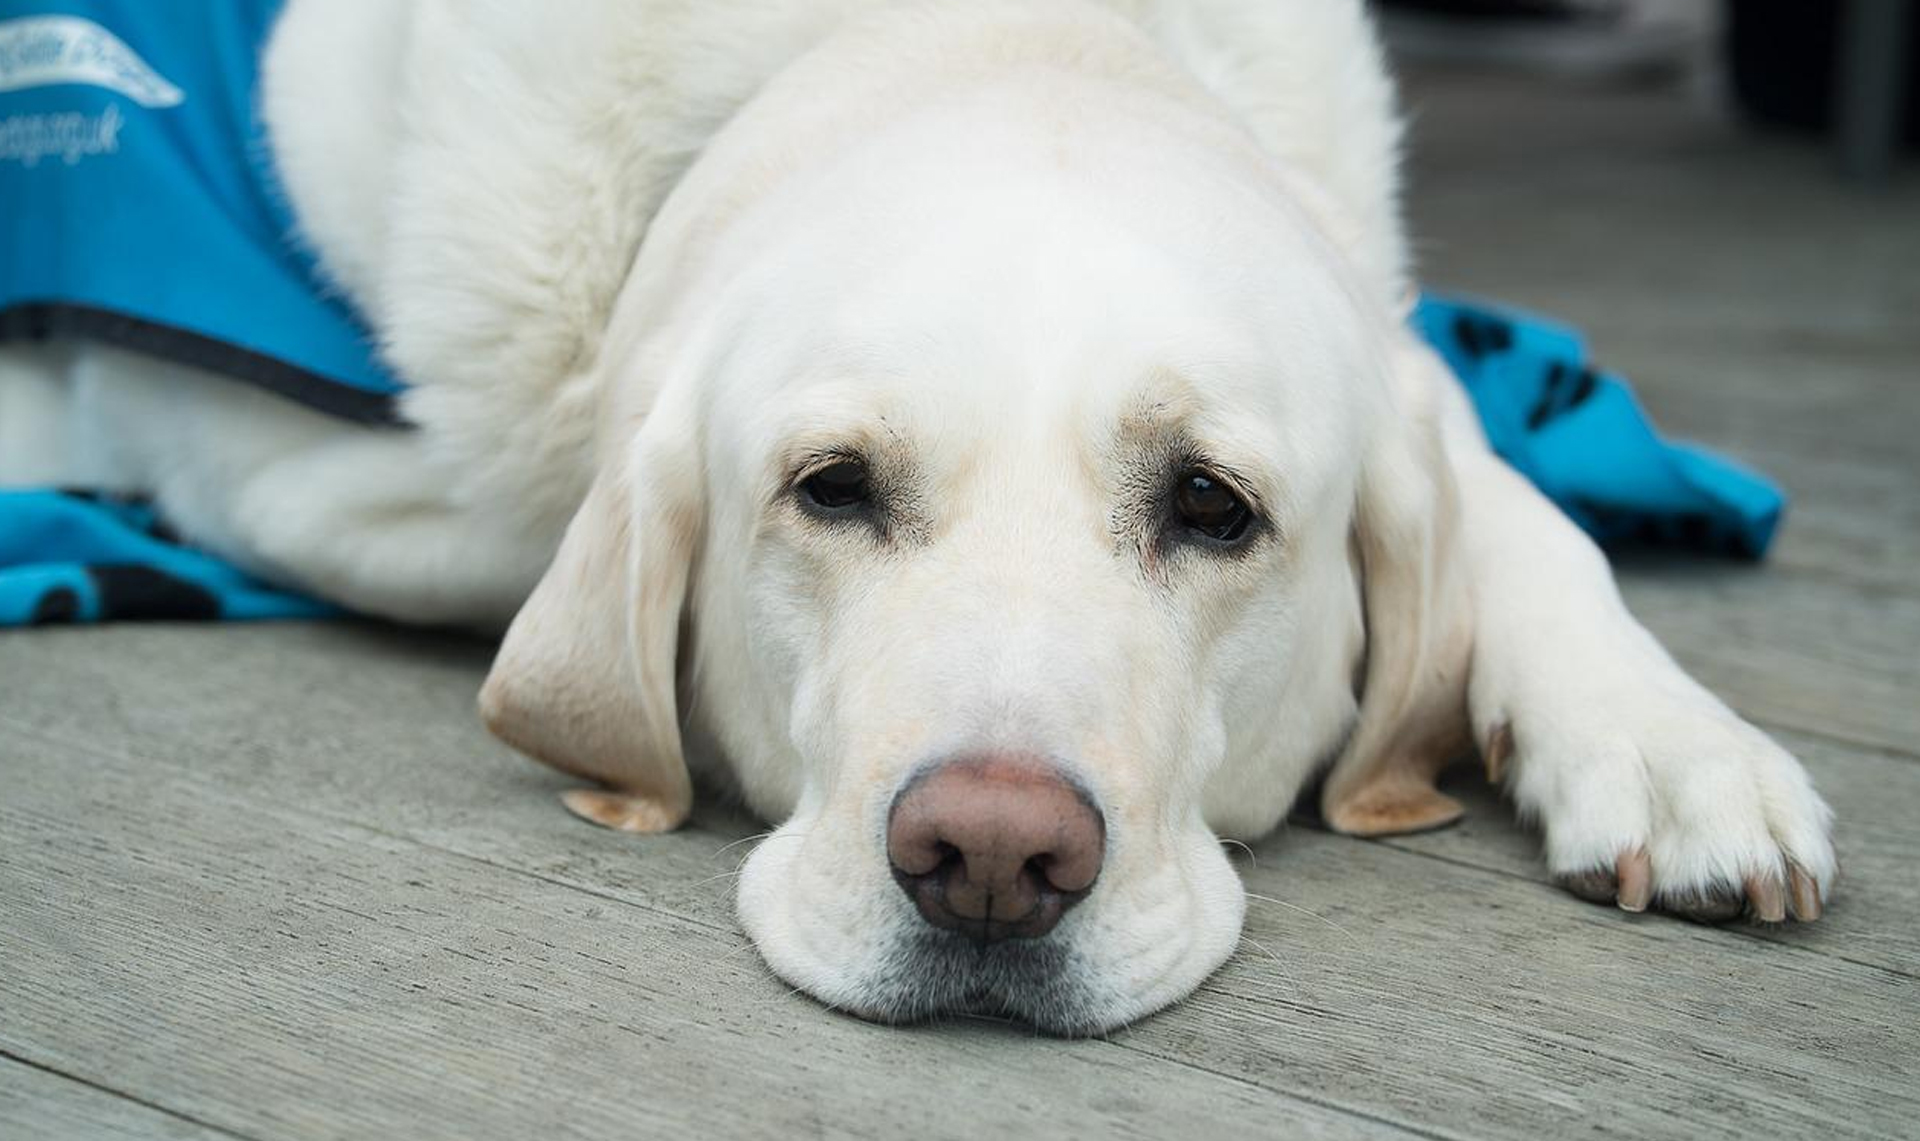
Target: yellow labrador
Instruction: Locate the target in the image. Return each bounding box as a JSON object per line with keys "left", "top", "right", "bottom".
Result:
{"left": 2, "top": 0, "right": 1835, "bottom": 1033}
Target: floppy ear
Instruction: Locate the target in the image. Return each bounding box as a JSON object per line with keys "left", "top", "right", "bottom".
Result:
{"left": 1320, "top": 340, "right": 1476, "bottom": 836}
{"left": 479, "top": 419, "right": 699, "bottom": 833}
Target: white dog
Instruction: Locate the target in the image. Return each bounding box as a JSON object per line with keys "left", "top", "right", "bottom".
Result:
{"left": 0, "top": 0, "right": 1835, "bottom": 1033}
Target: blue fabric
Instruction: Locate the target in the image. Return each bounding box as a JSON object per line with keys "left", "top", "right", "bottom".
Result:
{"left": 0, "top": 490, "right": 336, "bottom": 623}
{"left": 0, "top": 0, "right": 401, "bottom": 421}
{"left": 1415, "top": 294, "right": 1784, "bottom": 558}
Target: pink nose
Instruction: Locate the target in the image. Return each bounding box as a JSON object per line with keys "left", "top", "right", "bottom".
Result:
{"left": 885, "top": 756, "right": 1105, "bottom": 942}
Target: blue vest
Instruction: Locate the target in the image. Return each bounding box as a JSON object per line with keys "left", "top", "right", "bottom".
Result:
{"left": 0, "top": 0, "right": 401, "bottom": 422}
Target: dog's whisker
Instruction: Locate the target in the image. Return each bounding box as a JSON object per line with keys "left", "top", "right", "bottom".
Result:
{"left": 1237, "top": 934, "right": 1303, "bottom": 999}
{"left": 711, "top": 829, "right": 812, "bottom": 865}
{"left": 1242, "top": 891, "right": 1356, "bottom": 944}
{"left": 693, "top": 832, "right": 819, "bottom": 897}
{"left": 709, "top": 830, "right": 777, "bottom": 861}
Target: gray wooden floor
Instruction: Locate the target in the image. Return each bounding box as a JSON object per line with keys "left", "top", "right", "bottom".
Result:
{"left": 4, "top": 66, "right": 1918, "bottom": 1141}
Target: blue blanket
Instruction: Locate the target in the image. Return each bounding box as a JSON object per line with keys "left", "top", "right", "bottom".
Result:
{"left": 1415, "top": 294, "right": 1782, "bottom": 558}
{"left": 0, "top": 490, "right": 337, "bottom": 623}
{"left": 0, "top": 1, "right": 1784, "bottom": 626}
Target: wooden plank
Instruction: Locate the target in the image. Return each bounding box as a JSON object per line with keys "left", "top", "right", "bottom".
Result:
{"left": 4, "top": 623, "right": 1917, "bottom": 1139}
{"left": 0, "top": 728, "right": 1407, "bottom": 1141}
{"left": 1616, "top": 340, "right": 1920, "bottom": 468}
{"left": 1375, "top": 726, "right": 1920, "bottom": 978}
{"left": 1121, "top": 824, "right": 1920, "bottom": 1141}
{"left": 0, "top": 624, "right": 760, "bottom": 936}
{"left": 0, "top": 1058, "right": 240, "bottom": 1141}
{"left": 1617, "top": 565, "right": 1920, "bottom": 756}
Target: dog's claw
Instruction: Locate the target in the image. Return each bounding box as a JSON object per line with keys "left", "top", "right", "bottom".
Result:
{"left": 1745, "top": 872, "right": 1788, "bottom": 923}
{"left": 1615, "top": 848, "right": 1652, "bottom": 913}
{"left": 1787, "top": 862, "right": 1824, "bottom": 922}
{"left": 1563, "top": 852, "right": 1828, "bottom": 925}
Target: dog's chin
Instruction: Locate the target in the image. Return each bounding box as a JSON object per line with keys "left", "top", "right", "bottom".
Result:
{"left": 838, "top": 928, "right": 1113, "bottom": 1036}
{"left": 747, "top": 916, "right": 1213, "bottom": 1037}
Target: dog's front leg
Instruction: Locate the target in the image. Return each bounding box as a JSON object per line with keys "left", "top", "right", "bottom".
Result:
{"left": 1416, "top": 342, "right": 1836, "bottom": 923}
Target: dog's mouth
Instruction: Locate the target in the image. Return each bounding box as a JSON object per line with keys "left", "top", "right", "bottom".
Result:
{"left": 843, "top": 927, "right": 1112, "bottom": 1035}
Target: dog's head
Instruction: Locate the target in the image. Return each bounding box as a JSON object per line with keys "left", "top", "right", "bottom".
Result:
{"left": 482, "top": 4, "right": 1466, "bottom": 1033}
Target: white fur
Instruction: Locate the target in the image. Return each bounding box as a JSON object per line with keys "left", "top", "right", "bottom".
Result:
{"left": 0, "top": 0, "right": 1834, "bottom": 1034}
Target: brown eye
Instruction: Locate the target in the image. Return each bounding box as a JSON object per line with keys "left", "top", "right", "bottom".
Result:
{"left": 1173, "top": 470, "right": 1252, "bottom": 543}
{"left": 800, "top": 458, "right": 872, "bottom": 511}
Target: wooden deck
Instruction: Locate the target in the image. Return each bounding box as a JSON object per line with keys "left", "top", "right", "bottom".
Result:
{"left": 4, "top": 66, "right": 1917, "bottom": 1141}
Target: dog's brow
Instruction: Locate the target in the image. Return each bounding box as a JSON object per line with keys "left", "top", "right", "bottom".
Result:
{"left": 1122, "top": 367, "right": 1205, "bottom": 429}
{"left": 1116, "top": 370, "right": 1273, "bottom": 514}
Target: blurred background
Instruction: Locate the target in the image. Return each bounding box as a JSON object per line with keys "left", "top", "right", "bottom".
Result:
{"left": 1378, "top": 0, "right": 1917, "bottom": 596}
{"left": 1381, "top": 0, "right": 1917, "bottom": 180}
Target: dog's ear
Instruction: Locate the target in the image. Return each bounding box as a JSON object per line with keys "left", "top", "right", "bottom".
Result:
{"left": 479, "top": 418, "right": 699, "bottom": 833}
{"left": 1320, "top": 339, "right": 1475, "bottom": 836}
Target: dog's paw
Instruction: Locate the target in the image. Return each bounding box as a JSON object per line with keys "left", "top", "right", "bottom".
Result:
{"left": 1496, "top": 683, "right": 1835, "bottom": 924}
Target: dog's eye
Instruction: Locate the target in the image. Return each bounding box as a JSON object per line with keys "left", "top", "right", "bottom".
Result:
{"left": 1173, "top": 470, "right": 1252, "bottom": 543}
{"left": 800, "top": 459, "right": 872, "bottom": 511}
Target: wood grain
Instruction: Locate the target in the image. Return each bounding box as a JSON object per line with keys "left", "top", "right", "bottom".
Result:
{"left": 4, "top": 620, "right": 1917, "bottom": 1139}
{"left": 0, "top": 726, "right": 1407, "bottom": 1141}
{"left": 0, "top": 1059, "right": 238, "bottom": 1140}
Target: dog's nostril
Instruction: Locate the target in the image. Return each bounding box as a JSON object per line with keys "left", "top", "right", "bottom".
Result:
{"left": 885, "top": 755, "right": 1105, "bottom": 943}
